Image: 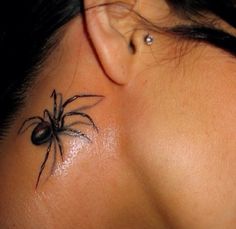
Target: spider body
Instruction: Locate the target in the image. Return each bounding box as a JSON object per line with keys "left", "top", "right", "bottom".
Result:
{"left": 18, "top": 89, "right": 103, "bottom": 188}
{"left": 31, "top": 121, "right": 52, "bottom": 146}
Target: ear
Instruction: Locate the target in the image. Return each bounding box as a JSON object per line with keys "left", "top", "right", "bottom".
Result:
{"left": 84, "top": 0, "right": 135, "bottom": 85}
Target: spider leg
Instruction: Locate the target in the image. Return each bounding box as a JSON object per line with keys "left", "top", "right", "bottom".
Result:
{"left": 43, "top": 109, "right": 54, "bottom": 123}
{"left": 57, "top": 93, "right": 63, "bottom": 120}
{"left": 35, "top": 139, "right": 52, "bottom": 189}
{"left": 51, "top": 90, "right": 63, "bottom": 120}
{"left": 18, "top": 116, "right": 44, "bottom": 134}
{"left": 69, "top": 96, "right": 104, "bottom": 113}
{"left": 51, "top": 89, "right": 57, "bottom": 98}
{"left": 61, "top": 127, "right": 92, "bottom": 142}
{"left": 61, "top": 112, "right": 98, "bottom": 132}
{"left": 62, "top": 94, "right": 104, "bottom": 109}
{"left": 51, "top": 89, "right": 57, "bottom": 120}
{"left": 19, "top": 121, "right": 40, "bottom": 134}
{"left": 66, "top": 120, "right": 93, "bottom": 128}
{"left": 50, "top": 138, "right": 58, "bottom": 175}
{"left": 54, "top": 133, "right": 64, "bottom": 161}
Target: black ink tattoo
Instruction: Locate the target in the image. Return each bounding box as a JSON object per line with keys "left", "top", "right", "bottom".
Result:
{"left": 18, "top": 89, "right": 104, "bottom": 188}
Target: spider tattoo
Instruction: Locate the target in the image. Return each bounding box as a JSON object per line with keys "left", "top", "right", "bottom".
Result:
{"left": 18, "top": 89, "right": 104, "bottom": 188}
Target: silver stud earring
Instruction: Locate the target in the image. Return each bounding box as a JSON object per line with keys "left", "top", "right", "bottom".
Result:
{"left": 144, "top": 34, "right": 154, "bottom": 46}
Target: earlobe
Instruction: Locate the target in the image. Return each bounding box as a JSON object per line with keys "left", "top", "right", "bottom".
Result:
{"left": 84, "top": 0, "right": 133, "bottom": 85}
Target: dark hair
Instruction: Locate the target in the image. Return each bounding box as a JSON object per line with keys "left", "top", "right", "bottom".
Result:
{"left": 0, "top": 0, "right": 236, "bottom": 138}
{"left": 166, "top": 0, "right": 236, "bottom": 56}
{"left": 0, "top": 0, "right": 84, "bottom": 137}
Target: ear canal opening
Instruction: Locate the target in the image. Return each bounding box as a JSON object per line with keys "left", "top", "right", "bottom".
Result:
{"left": 128, "top": 40, "right": 136, "bottom": 54}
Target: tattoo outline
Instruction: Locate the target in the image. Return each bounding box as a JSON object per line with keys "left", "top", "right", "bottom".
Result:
{"left": 18, "top": 89, "right": 104, "bottom": 188}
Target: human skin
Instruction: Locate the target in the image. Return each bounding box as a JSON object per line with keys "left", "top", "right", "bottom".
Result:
{"left": 0, "top": 0, "right": 236, "bottom": 228}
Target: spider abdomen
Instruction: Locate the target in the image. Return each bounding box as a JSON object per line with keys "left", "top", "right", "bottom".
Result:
{"left": 31, "top": 121, "right": 52, "bottom": 145}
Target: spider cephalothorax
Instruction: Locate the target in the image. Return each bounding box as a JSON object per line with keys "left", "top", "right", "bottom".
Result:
{"left": 18, "top": 89, "right": 104, "bottom": 188}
